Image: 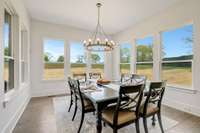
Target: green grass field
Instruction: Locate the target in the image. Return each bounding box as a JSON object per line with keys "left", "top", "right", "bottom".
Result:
{"left": 42, "top": 63, "right": 192, "bottom": 87}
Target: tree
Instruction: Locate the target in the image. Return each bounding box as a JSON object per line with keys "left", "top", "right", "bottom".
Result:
{"left": 137, "top": 45, "right": 153, "bottom": 62}
{"left": 76, "top": 55, "right": 85, "bottom": 63}
{"left": 120, "top": 48, "right": 130, "bottom": 63}
{"left": 44, "top": 52, "right": 53, "bottom": 62}
{"left": 91, "top": 54, "right": 101, "bottom": 64}
{"left": 57, "top": 55, "right": 64, "bottom": 62}
{"left": 4, "top": 47, "right": 9, "bottom": 56}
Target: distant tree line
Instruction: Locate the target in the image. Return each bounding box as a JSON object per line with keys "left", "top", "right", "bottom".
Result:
{"left": 44, "top": 52, "right": 102, "bottom": 64}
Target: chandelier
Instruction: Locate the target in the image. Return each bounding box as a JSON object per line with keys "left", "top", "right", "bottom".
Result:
{"left": 84, "top": 3, "right": 115, "bottom": 52}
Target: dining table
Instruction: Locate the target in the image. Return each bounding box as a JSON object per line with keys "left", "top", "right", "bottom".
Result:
{"left": 82, "top": 80, "right": 151, "bottom": 133}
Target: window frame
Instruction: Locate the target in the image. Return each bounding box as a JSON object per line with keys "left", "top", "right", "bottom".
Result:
{"left": 20, "top": 28, "right": 28, "bottom": 84}
{"left": 160, "top": 24, "right": 194, "bottom": 89}
{"left": 90, "top": 51, "right": 105, "bottom": 77}
{"left": 3, "top": 8, "right": 15, "bottom": 93}
{"left": 69, "top": 42, "right": 87, "bottom": 76}
{"left": 42, "top": 38, "right": 66, "bottom": 81}
{"left": 135, "top": 36, "right": 154, "bottom": 80}
{"left": 119, "top": 42, "right": 132, "bottom": 75}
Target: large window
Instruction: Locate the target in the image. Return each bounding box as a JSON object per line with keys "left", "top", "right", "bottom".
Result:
{"left": 4, "top": 10, "right": 14, "bottom": 93}
{"left": 91, "top": 52, "right": 104, "bottom": 77}
{"left": 161, "top": 24, "right": 193, "bottom": 88}
{"left": 70, "top": 42, "right": 86, "bottom": 75}
{"left": 120, "top": 43, "right": 131, "bottom": 74}
{"left": 136, "top": 36, "right": 153, "bottom": 80}
{"left": 43, "top": 39, "right": 65, "bottom": 80}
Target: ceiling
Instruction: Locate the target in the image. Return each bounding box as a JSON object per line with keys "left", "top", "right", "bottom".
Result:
{"left": 24, "top": 0, "right": 182, "bottom": 34}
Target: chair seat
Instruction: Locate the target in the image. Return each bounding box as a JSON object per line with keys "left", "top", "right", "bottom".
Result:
{"left": 83, "top": 98, "right": 95, "bottom": 111}
{"left": 102, "top": 107, "right": 137, "bottom": 126}
{"left": 140, "top": 103, "right": 159, "bottom": 116}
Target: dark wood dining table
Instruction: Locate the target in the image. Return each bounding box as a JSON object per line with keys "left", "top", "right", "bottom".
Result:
{"left": 82, "top": 80, "right": 150, "bottom": 133}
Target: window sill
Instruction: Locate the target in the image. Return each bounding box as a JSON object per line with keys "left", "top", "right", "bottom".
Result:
{"left": 41, "top": 79, "right": 66, "bottom": 83}
{"left": 166, "top": 84, "right": 196, "bottom": 94}
{"left": 3, "top": 89, "right": 17, "bottom": 108}
{"left": 3, "top": 84, "right": 29, "bottom": 108}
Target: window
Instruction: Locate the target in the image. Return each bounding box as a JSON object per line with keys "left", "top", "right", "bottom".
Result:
{"left": 21, "top": 30, "right": 28, "bottom": 83}
{"left": 43, "top": 39, "right": 65, "bottom": 80}
{"left": 136, "top": 36, "right": 153, "bottom": 80}
{"left": 161, "top": 24, "right": 193, "bottom": 88}
{"left": 4, "top": 10, "right": 14, "bottom": 93}
{"left": 120, "top": 43, "right": 131, "bottom": 74}
{"left": 70, "top": 42, "right": 86, "bottom": 75}
{"left": 91, "top": 52, "right": 104, "bottom": 77}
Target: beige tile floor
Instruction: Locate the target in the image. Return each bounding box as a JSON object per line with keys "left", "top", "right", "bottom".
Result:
{"left": 13, "top": 96, "right": 200, "bottom": 133}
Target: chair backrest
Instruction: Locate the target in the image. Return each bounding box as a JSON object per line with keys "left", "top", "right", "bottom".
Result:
{"left": 89, "top": 72, "right": 102, "bottom": 79}
{"left": 142, "top": 81, "right": 166, "bottom": 115}
{"left": 73, "top": 73, "right": 87, "bottom": 82}
{"left": 70, "top": 79, "right": 85, "bottom": 110}
{"left": 113, "top": 84, "right": 145, "bottom": 125}
{"left": 68, "top": 77, "right": 74, "bottom": 93}
{"left": 121, "top": 74, "right": 146, "bottom": 84}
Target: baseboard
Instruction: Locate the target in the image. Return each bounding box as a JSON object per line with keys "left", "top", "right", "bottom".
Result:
{"left": 163, "top": 98, "right": 200, "bottom": 117}
{"left": 31, "top": 88, "right": 68, "bottom": 98}
{"left": 1, "top": 94, "right": 31, "bottom": 133}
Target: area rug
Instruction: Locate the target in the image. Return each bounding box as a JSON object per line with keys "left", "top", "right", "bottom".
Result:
{"left": 53, "top": 96, "right": 178, "bottom": 133}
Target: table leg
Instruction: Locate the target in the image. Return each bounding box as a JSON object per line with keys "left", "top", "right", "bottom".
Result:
{"left": 96, "top": 104, "right": 102, "bottom": 133}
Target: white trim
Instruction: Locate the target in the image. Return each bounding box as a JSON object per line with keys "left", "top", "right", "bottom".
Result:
{"left": 163, "top": 97, "right": 200, "bottom": 117}
{"left": 166, "top": 84, "right": 195, "bottom": 92}
{"left": 136, "top": 61, "right": 153, "bottom": 64}
{"left": 69, "top": 41, "right": 87, "bottom": 76}
{"left": 1, "top": 89, "right": 30, "bottom": 133}
{"left": 42, "top": 38, "right": 65, "bottom": 81}
{"left": 31, "top": 88, "right": 68, "bottom": 98}
{"left": 119, "top": 42, "right": 132, "bottom": 75}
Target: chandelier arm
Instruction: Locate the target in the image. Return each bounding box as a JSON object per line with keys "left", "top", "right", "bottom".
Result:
{"left": 100, "top": 25, "right": 110, "bottom": 40}
{"left": 93, "top": 24, "right": 99, "bottom": 40}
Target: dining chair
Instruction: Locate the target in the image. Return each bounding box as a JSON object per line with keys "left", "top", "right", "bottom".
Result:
{"left": 73, "top": 73, "right": 87, "bottom": 83}
{"left": 121, "top": 74, "right": 146, "bottom": 84}
{"left": 102, "top": 84, "right": 145, "bottom": 133}
{"left": 67, "top": 77, "right": 74, "bottom": 113}
{"left": 140, "top": 81, "right": 166, "bottom": 133}
{"left": 71, "top": 79, "right": 95, "bottom": 133}
{"left": 89, "top": 72, "right": 102, "bottom": 79}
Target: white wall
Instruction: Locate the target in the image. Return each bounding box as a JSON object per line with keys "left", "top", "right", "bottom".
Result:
{"left": 113, "top": 0, "right": 200, "bottom": 116}
{"left": 30, "top": 20, "right": 113, "bottom": 97}
{"left": 0, "top": 0, "right": 31, "bottom": 133}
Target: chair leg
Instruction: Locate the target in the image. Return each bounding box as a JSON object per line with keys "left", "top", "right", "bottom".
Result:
{"left": 152, "top": 114, "right": 156, "bottom": 126}
{"left": 103, "top": 122, "right": 106, "bottom": 127}
{"left": 78, "top": 111, "right": 85, "bottom": 133}
{"left": 72, "top": 96, "right": 78, "bottom": 121}
{"left": 143, "top": 118, "right": 148, "bottom": 133}
{"left": 157, "top": 112, "right": 164, "bottom": 133}
{"left": 68, "top": 94, "right": 73, "bottom": 112}
{"left": 135, "top": 119, "right": 140, "bottom": 133}
{"left": 113, "top": 128, "right": 117, "bottom": 133}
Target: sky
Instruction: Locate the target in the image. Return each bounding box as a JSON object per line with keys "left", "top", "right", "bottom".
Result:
{"left": 44, "top": 39, "right": 64, "bottom": 62}
{"left": 70, "top": 42, "right": 85, "bottom": 63}
{"left": 161, "top": 24, "right": 193, "bottom": 58}
{"left": 4, "top": 24, "right": 9, "bottom": 48}
{"left": 4, "top": 22, "right": 193, "bottom": 61}
{"left": 136, "top": 36, "right": 153, "bottom": 46}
